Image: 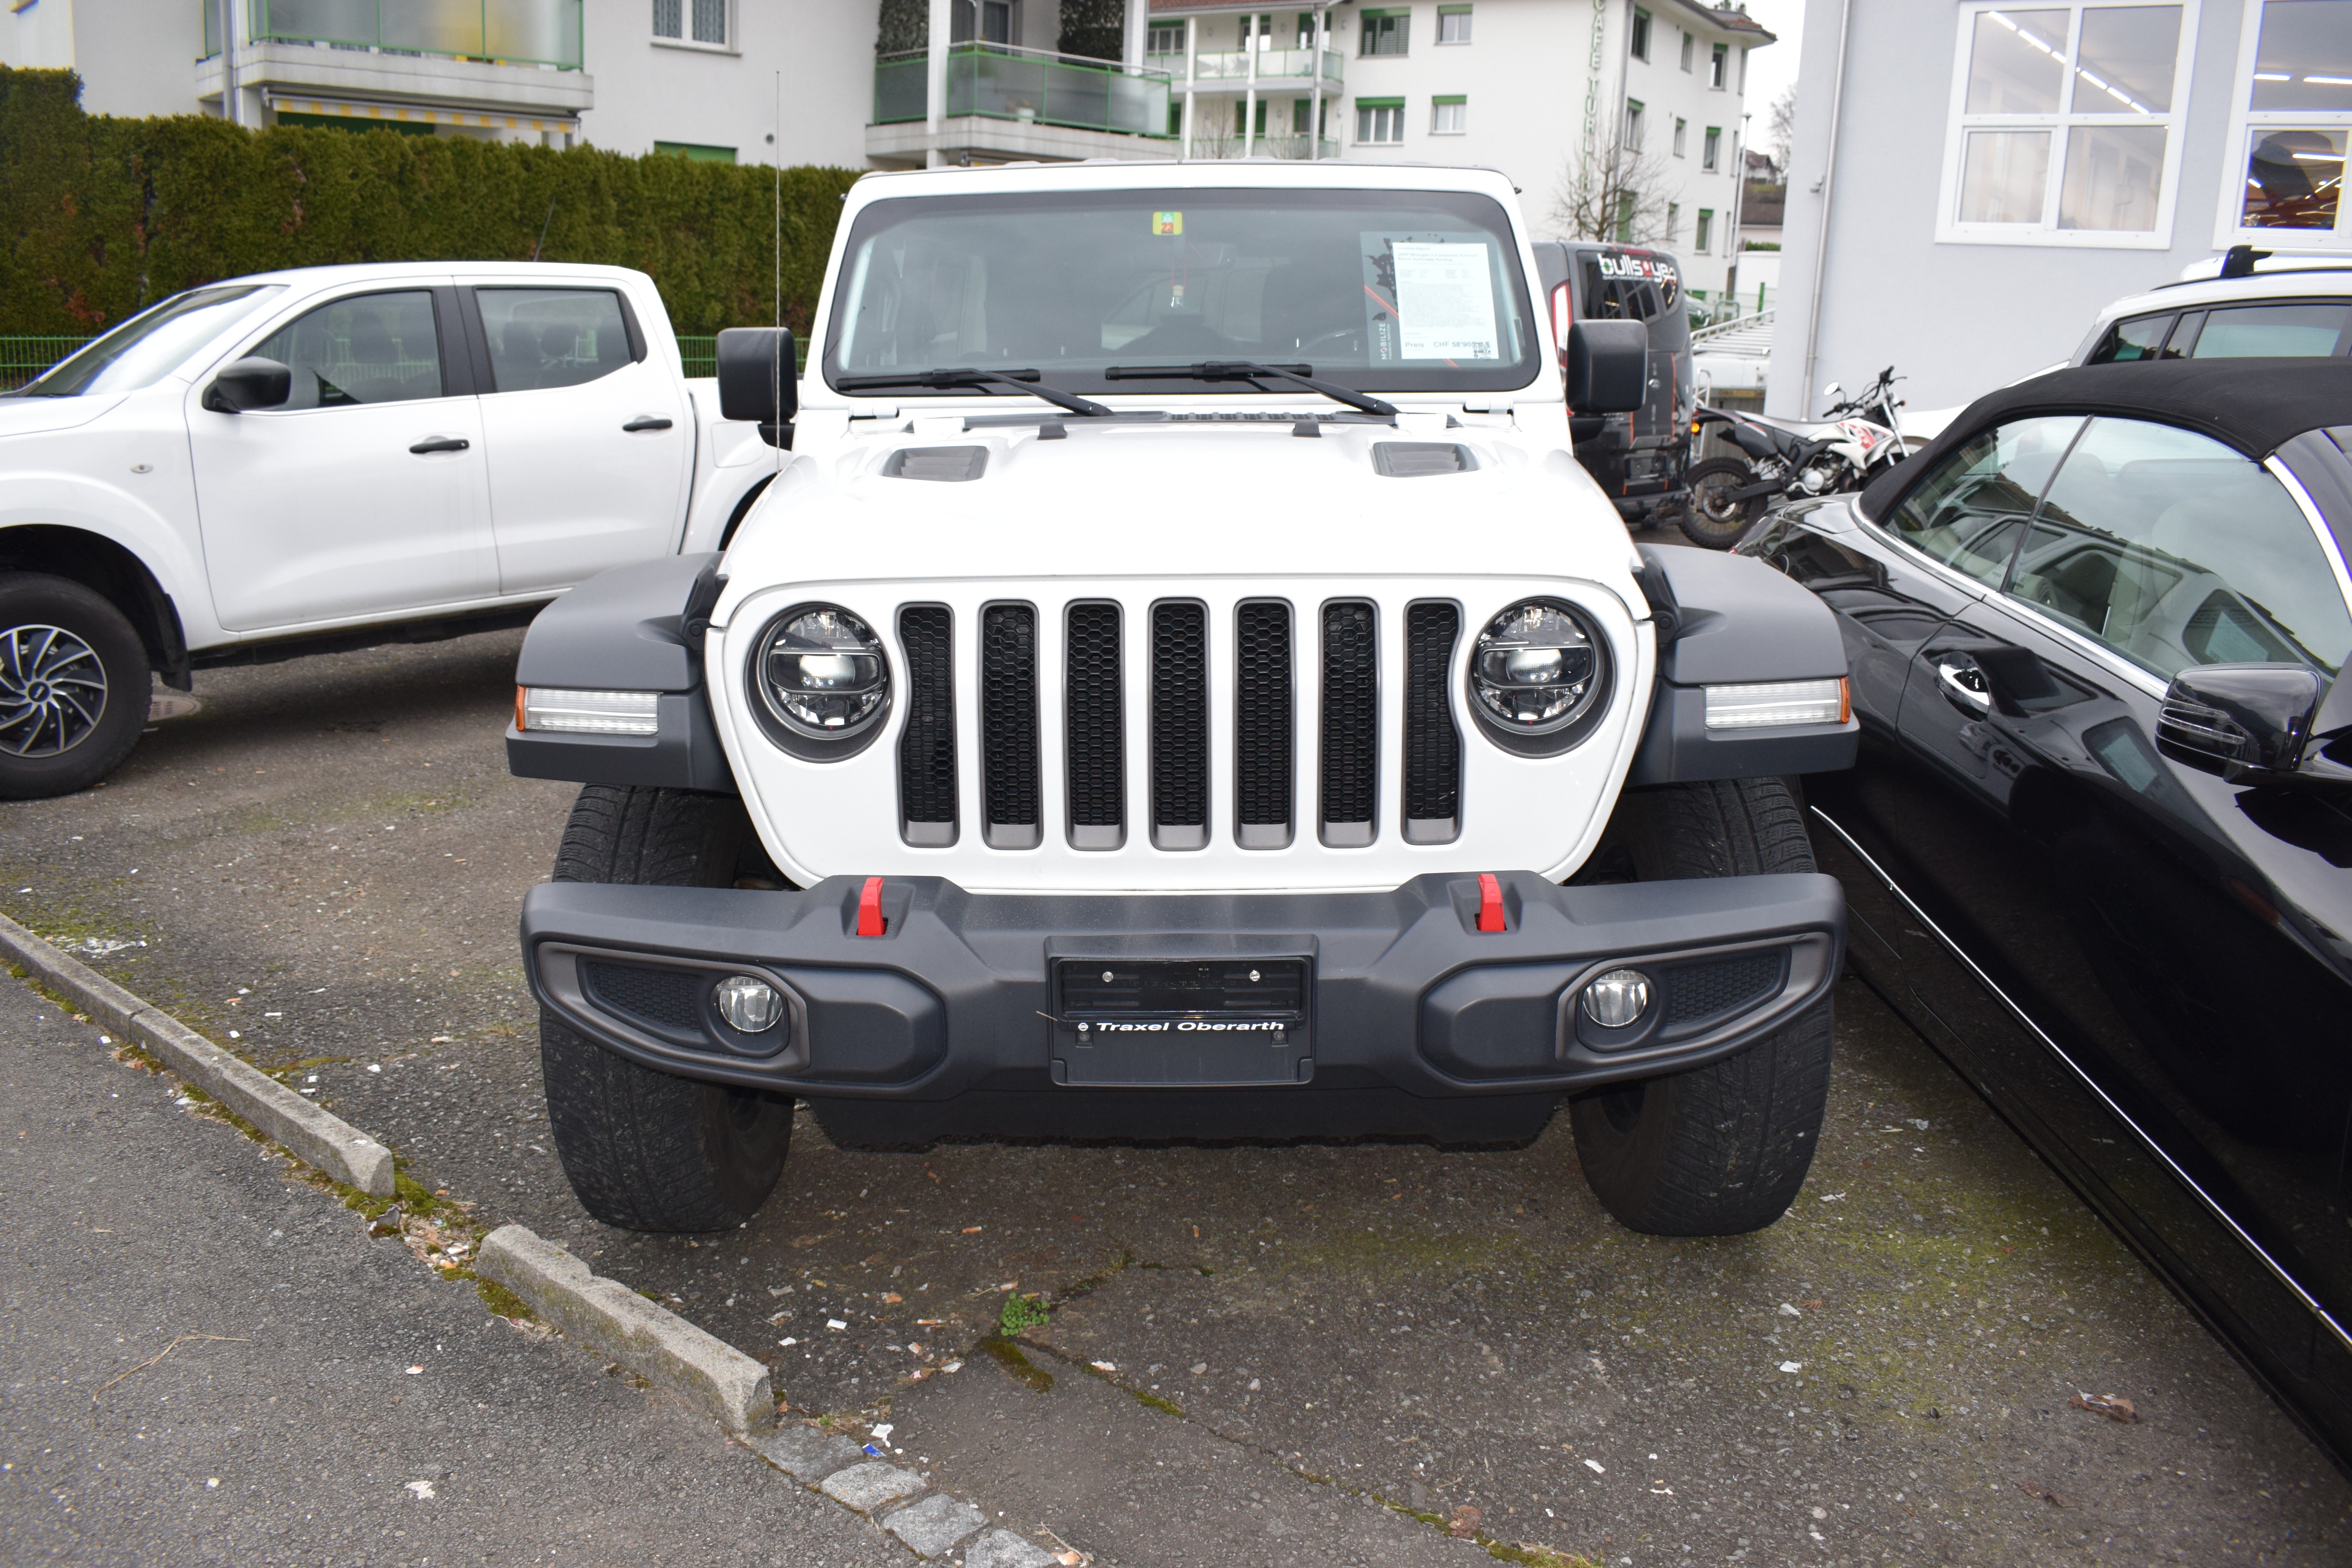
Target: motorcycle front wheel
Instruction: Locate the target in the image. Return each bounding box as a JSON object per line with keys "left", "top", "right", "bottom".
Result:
{"left": 1679, "top": 457, "right": 1763, "bottom": 548}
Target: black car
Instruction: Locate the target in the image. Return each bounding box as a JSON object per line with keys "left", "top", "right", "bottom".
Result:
{"left": 1532, "top": 241, "right": 1694, "bottom": 521}
{"left": 1741, "top": 359, "right": 2352, "bottom": 1460}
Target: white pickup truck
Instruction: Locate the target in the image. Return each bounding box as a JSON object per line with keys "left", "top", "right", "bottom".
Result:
{"left": 0, "top": 262, "right": 781, "bottom": 798}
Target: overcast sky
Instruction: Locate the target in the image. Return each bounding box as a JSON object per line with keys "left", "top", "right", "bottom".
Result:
{"left": 1737, "top": 0, "right": 1807, "bottom": 158}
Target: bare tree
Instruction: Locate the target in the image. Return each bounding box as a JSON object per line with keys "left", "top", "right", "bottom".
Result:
{"left": 1766, "top": 85, "right": 1797, "bottom": 176}
{"left": 1549, "top": 134, "right": 1678, "bottom": 247}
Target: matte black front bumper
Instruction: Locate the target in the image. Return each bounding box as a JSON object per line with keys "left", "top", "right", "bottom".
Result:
{"left": 522, "top": 871, "right": 1843, "bottom": 1138}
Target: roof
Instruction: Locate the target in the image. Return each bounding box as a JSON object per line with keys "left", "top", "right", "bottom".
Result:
{"left": 1857, "top": 358, "right": 2352, "bottom": 523}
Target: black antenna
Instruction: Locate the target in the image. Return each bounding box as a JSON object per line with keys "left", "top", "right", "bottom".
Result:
{"left": 774, "top": 69, "right": 784, "bottom": 472}
{"left": 530, "top": 196, "right": 557, "bottom": 263}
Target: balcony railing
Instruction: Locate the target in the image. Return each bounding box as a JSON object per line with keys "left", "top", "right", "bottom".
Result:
{"left": 1186, "top": 135, "right": 1340, "bottom": 161}
{"left": 227, "top": 0, "right": 585, "bottom": 70}
{"left": 875, "top": 43, "right": 1173, "bottom": 138}
{"left": 1147, "top": 47, "right": 1343, "bottom": 87}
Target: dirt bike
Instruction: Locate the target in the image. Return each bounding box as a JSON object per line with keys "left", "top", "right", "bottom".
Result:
{"left": 1680, "top": 368, "right": 1911, "bottom": 548}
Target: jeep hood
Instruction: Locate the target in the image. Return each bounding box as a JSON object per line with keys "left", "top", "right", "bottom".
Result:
{"left": 715, "top": 420, "right": 1632, "bottom": 612}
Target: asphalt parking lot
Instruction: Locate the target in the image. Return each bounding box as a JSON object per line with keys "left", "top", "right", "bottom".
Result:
{"left": 6, "top": 626, "right": 2351, "bottom": 1566}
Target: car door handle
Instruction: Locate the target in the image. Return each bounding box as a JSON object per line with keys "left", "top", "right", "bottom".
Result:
{"left": 1935, "top": 655, "right": 1992, "bottom": 717}
{"left": 408, "top": 436, "right": 470, "bottom": 455}
{"left": 621, "top": 416, "right": 674, "bottom": 433}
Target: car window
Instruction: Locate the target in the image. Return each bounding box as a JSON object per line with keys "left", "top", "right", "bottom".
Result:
{"left": 2183, "top": 301, "right": 2352, "bottom": 358}
{"left": 2085, "top": 312, "right": 2176, "bottom": 363}
{"left": 14, "top": 284, "right": 285, "bottom": 398}
{"left": 2005, "top": 417, "right": 2352, "bottom": 679}
{"left": 1880, "top": 416, "right": 2085, "bottom": 584}
{"left": 477, "top": 289, "right": 636, "bottom": 392}
{"left": 248, "top": 290, "right": 445, "bottom": 408}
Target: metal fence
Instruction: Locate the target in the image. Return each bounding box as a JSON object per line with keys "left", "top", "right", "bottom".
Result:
{"left": 2, "top": 335, "right": 804, "bottom": 392}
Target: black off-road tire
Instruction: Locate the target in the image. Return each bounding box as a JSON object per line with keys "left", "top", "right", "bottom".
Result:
{"left": 1678, "top": 457, "right": 1762, "bottom": 549}
{"left": 0, "top": 572, "right": 152, "bottom": 800}
{"left": 539, "top": 785, "right": 793, "bottom": 1233}
{"left": 1569, "top": 778, "right": 1834, "bottom": 1235}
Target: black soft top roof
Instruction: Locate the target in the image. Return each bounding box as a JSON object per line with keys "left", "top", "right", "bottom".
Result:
{"left": 1857, "top": 358, "right": 2352, "bottom": 523}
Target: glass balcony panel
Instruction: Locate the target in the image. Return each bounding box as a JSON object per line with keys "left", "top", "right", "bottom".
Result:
{"left": 875, "top": 49, "right": 928, "bottom": 123}
{"left": 1192, "top": 51, "right": 1249, "bottom": 80}
{"left": 252, "top": 0, "right": 379, "bottom": 46}
{"left": 485, "top": 0, "right": 583, "bottom": 66}
{"left": 886, "top": 44, "right": 1172, "bottom": 136}
{"left": 380, "top": 0, "right": 486, "bottom": 56}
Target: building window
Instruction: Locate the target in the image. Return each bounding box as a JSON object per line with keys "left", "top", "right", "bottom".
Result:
{"left": 654, "top": 0, "right": 730, "bottom": 48}
{"left": 1632, "top": 9, "right": 1652, "bottom": 60}
{"left": 1695, "top": 208, "right": 1715, "bottom": 252}
{"left": 1361, "top": 10, "right": 1408, "bottom": 55}
{"left": 1357, "top": 98, "right": 1405, "bottom": 142}
{"left": 1702, "top": 125, "right": 1720, "bottom": 169}
{"left": 1673, "top": 117, "right": 1687, "bottom": 156}
{"left": 1681, "top": 30, "right": 1694, "bottom": 70}
{"left": 1625, "top": 99, "right": 1645, "bottom": 148}
{"left": 2218, "top": 0, "right": 2352, "bottom": 248}
{"left": 1710, "top": 41, "right": 1728, "bottom": 88}
{"left": 1938, "top": 1, "right": 2194, "bottom": 248}
{"left": 1438, "top": 5, "right": 1472, "bottom": 44}
{"left": 655, "top": 142, "right": 736, "bottom": 162}
{"left": 1667, "top": 201, "right": 1681, "bottom": 240}
{"left": 1432, "top": 96, "right": 1467, "bottom": 134}
{"left": 1147, "top": 24, "right": 1184, "bottom": 54}
{"left": 1236, "top": 98, "right": 1269, "bottom": 137}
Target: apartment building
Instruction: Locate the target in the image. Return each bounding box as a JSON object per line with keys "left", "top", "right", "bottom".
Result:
{"left": 2, "top": 1, "right": 1770, "bottom": 294}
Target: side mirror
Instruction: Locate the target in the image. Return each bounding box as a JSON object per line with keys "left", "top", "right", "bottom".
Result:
{"left": 1565, "top": 319, "right": 1648, "bottom": 414}
{"left": 202, "top": 357, "right": 292, "bottom": 414}
{"left": 2155, "top": 663, "right": 2332, "bottom": 784}
{"left": 717, "top": 327, "right": 797, "bottom": 444}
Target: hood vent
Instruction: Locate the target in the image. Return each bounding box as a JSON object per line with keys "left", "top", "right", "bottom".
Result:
{"left": 884, "top": 446, "right": 989, "bottom": 482}
{"left": 1372, "top": 442, "right": 1475, "bottom": 477}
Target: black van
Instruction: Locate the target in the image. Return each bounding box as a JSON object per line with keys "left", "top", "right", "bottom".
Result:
{"left": 1533, "top": 241, "right": 1695, "bottom": 524}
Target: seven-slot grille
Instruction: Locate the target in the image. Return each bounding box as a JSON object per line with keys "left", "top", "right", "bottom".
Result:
{"left": 903, "top": 596, "right": 1471, "bottom": 852}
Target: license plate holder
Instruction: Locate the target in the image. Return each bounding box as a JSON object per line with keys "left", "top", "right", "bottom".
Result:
{"left": 1050, "top": 957, "right": 1312, "bottom": 1087}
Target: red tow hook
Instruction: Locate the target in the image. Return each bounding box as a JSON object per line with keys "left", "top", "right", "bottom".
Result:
{"left": 1475, "top": 873, "right": 1508, "bottom": 933}
{"left": 856, "top": 876, "right": 887, "bottom": 937}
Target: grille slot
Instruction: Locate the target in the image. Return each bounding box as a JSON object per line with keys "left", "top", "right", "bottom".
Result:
{"left": 1234, "top": 601, "right": 1294, "bottom": 849}
{"left": 1319, "top": 600, "right": 1378, "bottom": 845}
{"left": 1065, "top": 602, "right": 1125, "bottom": 849}
{"left": 583, "top": 961, "right": 703, "bottom": 1039}
{"left": 980, "top": 603, "right": 1041, "bottom": 849}
{"left": 1372, "top": 441, "right": 1475, "bottom": 477}
{"left": 1662, "top": 951, "right": 1787, "bottom": 1025}
{"left": 1150, "top": 602, "right": 1209, "bottom": 850}
{"left": 1401, "top": 601, "right": 1462, "bottom": 843}
{"left": 897, "top": 606, "right": 957, "bottom": 845}
{"left": 883, "top": 446, "right": 988, "bottom": 482}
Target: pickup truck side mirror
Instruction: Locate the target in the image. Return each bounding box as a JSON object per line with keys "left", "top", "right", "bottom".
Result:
{"left": 2155, "top": 662, "right": 2347, "bottom": 787}
{"left": 717, "top": 327, "right": 797, "bottom": 443}
{"left": 1565, "top": 320, "right": 1648, "bottom": 414}
{"left": 202, "top": 357, "right": 292, "bottom": 414}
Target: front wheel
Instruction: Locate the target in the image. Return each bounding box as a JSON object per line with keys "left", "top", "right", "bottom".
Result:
{"left": 539, "top": 785, "right": 793, "bottom": 1232}
{"left": 0, "top": 572, "right": 152, "bottom": 800}
{"left": 1678, "top": 458, "right": 1764, "bottom": 549}
{"left": 1568, "top": 779, "right": 1834, "bottom": 1235}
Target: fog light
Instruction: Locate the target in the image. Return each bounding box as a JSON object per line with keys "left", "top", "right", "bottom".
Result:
{"left": 1583, "top": 969, "right": 1651, "bottom": 1030}
{"left": 714, "top": 975, "right": 783, "bottom": 1033}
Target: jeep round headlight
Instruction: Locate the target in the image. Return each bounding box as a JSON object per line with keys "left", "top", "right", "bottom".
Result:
{"left": 755, "top": 605, "right": 888, "bottom": 738}
{"left": 1471, "top": 601, "right": 1603, "bottom": 733}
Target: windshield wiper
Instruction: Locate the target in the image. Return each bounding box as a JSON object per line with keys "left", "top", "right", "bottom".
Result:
{"left": 1102, "top": 361, "right": 1397, "bottom": 418}
{"left": 833, "top": 368, "right": 1112, "bottom": 418}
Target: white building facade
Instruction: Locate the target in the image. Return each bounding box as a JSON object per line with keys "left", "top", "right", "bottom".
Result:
{"left": 4, "top": 0, "right": 1770, "bottom": 298}
{"left": 1770, "top": 0, "right": 2352, "bottom": 417}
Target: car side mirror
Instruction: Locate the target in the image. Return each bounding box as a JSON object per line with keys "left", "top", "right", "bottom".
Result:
{"left": 1565, "top": 319, "right": 1648, "bottom": 414}
{"left": 717, "top": 327, "right": 797, "bottom": 444}
{"left": 202, "top": 357, "right": 292, "bottom": 414}
{"left": 2155, "top": 663, "right": 2337, "bottom": 785}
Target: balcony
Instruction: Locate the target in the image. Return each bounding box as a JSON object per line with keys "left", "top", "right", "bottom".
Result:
{"left": 1146, "top": 47, "right": 1343, "bottom": 88}
{"left": 226, "top": 0, "right": 583, "bottom": 69}
{"left": 1186, "top": 135, "right": 1340, "bottom": 161}
{"left": 874, "top": 43, "right": 1172, "bottom": 139}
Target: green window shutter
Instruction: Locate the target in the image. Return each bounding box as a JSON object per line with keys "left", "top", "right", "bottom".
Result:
{"left": 655, "top": 142, "right": 737, "bottom": 163}
{"left": 1355, "top": 97, "right": 1406, "bottom": 109}
{"left": 1432, "top": 94, "right": 1467, "bottom": 105}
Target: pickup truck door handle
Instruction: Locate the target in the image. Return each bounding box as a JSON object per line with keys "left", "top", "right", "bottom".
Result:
{"left": 621, "top": 416, "right": 674, "bottom": 432}
{"left": 408, "top": 436, "right": 470, "bottom": 455}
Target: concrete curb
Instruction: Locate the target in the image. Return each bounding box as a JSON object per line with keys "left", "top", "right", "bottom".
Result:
{"left": 475, "top": 1223, "right": 777, "bottom": 1437}
{"left": 0, "top": 913, "right": 395, "bottom": 1196}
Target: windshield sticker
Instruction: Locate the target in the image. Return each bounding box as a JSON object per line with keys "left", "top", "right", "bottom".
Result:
{"left": 1360, "top": 234, "right": 1500, "bottom": 363}
{"left": 1152, "top": 211, "right": 1183, "bottom": 235}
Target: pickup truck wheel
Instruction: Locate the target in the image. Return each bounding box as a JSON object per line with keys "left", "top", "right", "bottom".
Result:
{"left": 1568, "top": 778, "right": 1833, "bottom": 1235}
{"left": 0, "top": 572, "right": 152, "bottom": 800}
{"left": 540, "top": 785, "right": 792, "bottom": 1232}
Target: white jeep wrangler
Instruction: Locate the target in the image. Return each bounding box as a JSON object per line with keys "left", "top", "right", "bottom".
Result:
{"left": 505, "top": 161, "right": 1858, "bottom": 1238}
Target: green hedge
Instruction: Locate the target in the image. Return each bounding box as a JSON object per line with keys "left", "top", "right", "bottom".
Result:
{"left": 0, "top": 67, "right": 861, "bottom": 340}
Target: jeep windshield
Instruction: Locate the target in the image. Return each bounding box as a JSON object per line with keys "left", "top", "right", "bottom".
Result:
{"left": 822, "top": 188, "right": 1539, "bottom": 399}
